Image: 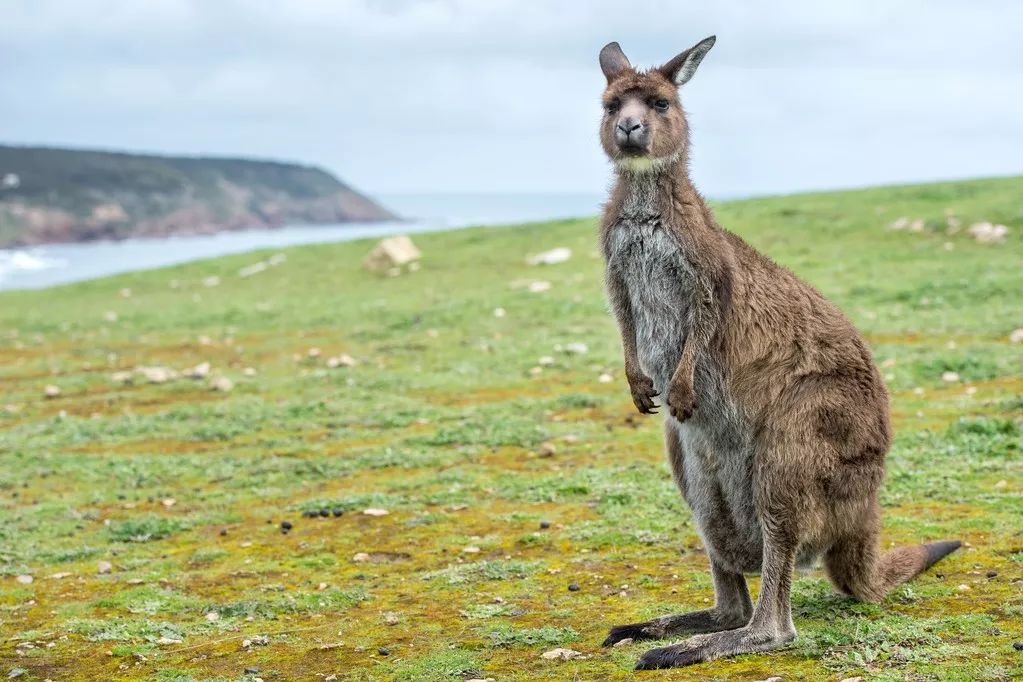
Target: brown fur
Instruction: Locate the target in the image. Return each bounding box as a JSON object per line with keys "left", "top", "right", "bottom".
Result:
{"left": 595, "top": 37, "right": 960, "bottom": 670}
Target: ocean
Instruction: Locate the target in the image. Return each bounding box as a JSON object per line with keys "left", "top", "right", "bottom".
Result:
{"left": 0, "top": 192, "right": 603, "bottom": 291}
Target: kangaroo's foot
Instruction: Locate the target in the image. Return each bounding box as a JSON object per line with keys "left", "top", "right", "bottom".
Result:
{"left": 634, "top": 623, "right": 796, "bottom": 669}
{"left": 602, "top": 607, "right": 750, "bottom": 647}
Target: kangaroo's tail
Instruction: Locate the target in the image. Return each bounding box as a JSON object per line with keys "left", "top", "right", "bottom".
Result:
{"left": 825, "top": 538, "right": 961, "bottom": 603}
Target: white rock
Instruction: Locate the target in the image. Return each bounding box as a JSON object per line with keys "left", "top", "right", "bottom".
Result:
{"left": 308, "top": 347, "right": 322, "bottom": 358}
{"left": 185, "top": 362, "right": 211, "bottom": 379}
{"left": 48, "top": 572, "right": 72, "bottom": 580}
{"left": 527, "top": 247, "right": 572, "bottom": 266}
{"left": 538, "top": 356, "right": 555, "bottom": 366}
{"left": 527, "top": 280, "right": 551, "bottom": 293}
{"left": 839, "top": 678, "right": 864, "bottom": 682}
{"left": 541, "top": 647, "right": 585, "bottom": 660}
{"left": 564, "top": 342, "right": 588, "bottom": 355}
{"left": 103, "top": 311, "right": 118, "bottom": 322}
{"left": 967, "top": 222, "right": 1008, "bottom": 243}
{"left": 363, "top": 508, "right": 389, "bottom": 516}
{"left": 597, "top": 373, "right": 613, "bottom": 383}
{"left": 203, "top": 276, "right": 221, "bottom": 287}
{"left": 138, "top": 366, "right": 176, "bottom": 384}
{"left": 243, "top": 367, "right": 257, "bottom": 377}
{"left": 493, "top": 307, "right": 506, "bottom": 318}
{"left": 210, "top": 376, "right": 234, "bottom": 392}
{"left": 205, "top": 611, "right": 220, "bottom": 621}
{"left": 612, "top": 637, "right": 633, "bottom": 647}
{"left": 462, "top": 546, "right": 481, "bottom": 553}
{"left": 363, "top": 235, "right": 422, "bottom": 272}
{"left": 43, "top": 385, "right": 61, "bottom": 398}
{"left": 1009, "top": 328, "right": 1023, "bottom": 344}
{"left": 352, "top": 552, "right": 371, "bottom": 562}
{"left": 97, "top": 561, "right": 113, "bottom": 574}
{"left": 15, "top": 575, "right": 33, "bottom": 584}
{"left": 156, "top": 636, "right": 183, "bottom": 645}
{"left": 238, "top": 261, "right": 268, "bottom": 278}
{"left": 941, "top": 371, "right": 960, "bottom": 383}
{"left": 110, "top": 371, "right": 133, "bottom": 384}
{"left": 162, "top": 498, "right": 176, "bottom": 508}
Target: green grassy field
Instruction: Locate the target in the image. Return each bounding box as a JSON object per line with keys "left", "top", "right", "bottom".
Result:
{"left": 1, "top": 176, "right": 1021, "bottom": 681}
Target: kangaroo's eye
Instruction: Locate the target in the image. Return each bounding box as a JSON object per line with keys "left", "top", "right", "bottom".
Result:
{"left": 605, "top": 99, "right": 620, "bottom": 114}
{"left": 654, "top": 99, "right": 670, "bottom": 112}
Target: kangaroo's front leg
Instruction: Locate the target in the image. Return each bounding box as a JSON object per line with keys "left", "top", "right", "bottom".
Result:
{"left": 634, "top": 527, "right": 797, "bottom": 669}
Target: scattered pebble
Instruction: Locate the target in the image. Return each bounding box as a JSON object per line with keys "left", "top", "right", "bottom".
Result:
{"left": 43, "top": 385, "right": 61, "bottom": 399}
{"left": 378, "top": 647, "right": 391, "bottom": 656}
{"left": 162, "top": 498, "right": 176, "bottom": 508}
{"left": 597, "top": 373, "right": 613, "bottom": 384}
{"left": 202, "top": 276, "right": 220, "bottom": 287}
{"left": 541, "top": 647, "right": 585, "bottom": 660}
{"left": 539, "top": 520, "right": 551, "bottom": 529}
{"left": 612, "top": 638, "right": 633, "bottom": 647}
{"left": 210, "top": 376, "right": 234, "bottom": 392}
{"left": 462, "top": 546, "right": 480, "bottom": 554}
{"left": 244, "top": 667, "right": 260, "bottom": 674}
{"left": 840, "top": 677, "right": 864, "bottom": 682}
{"left": 957, "top": 583, "right": 971, "bottom": 592}
{"left": 967, "top": 221, "right": 1008, "bottom": 243}
{"left": 567, "top": 582, "right": 580, "bottom": 592}
{"left": 493, "top": 307, "right": 506, "bottom": 318}
{"left": 363, "top": 508, "right": 389, "bottom": 516}
{"left": 538, "top": 356, "right": 555, "bottom": 366}
{"left": 1013, "top": 641, "right": 1023, "bottom": 651}
{"left": 352, "top": 553, "right": 370, "bottom": 562}
{"left": 941, "top": 371, "right": 960, "bottom": 383}
{"left": 243, "top": 367, "right": 257, "bottom": 377}
{"left": 1010, "top": 328, "right": 1023, "bottom": 344}
{"left": 527, "top": 247, "right": 572, "bottom": 266}
{"left": 528, "top": 280, "right": 551, "bottom": 293}
{"left": 205, "top": 611, "right": 220, "bottom": 622}
{"left": 319, "top": 508, "right": 330, "bottom": 518}
{"left": 185, "top": 362, "right": 211, "bottom": 379}
{"left": 538, "top": 442, "right": 557, "bottom": 457}
{"left": 563, "top": 342, "right": 588, "bottom": 355}
{"left": 48, "top": 572, "right": 72, "bottom": 580}
{"left": 97, "top": 561, "right": 112, "bottom": 574}
{"left": 15, "top": 575, "right": 33, "bottom": 585}
{"left": 156, "top": 636, "right": 182, "bottom": 645}
{"left": 332, "top": 508, "right": 344, "bottom": 517}
{"left": 987, "top": 570, "right": 998, "bottom": 578}
{"left": 280, "top": 521, "right": 293, "bottom": 533}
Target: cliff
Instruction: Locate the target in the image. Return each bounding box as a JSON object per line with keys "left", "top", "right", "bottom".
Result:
{"left": 0, "top": 145, "right": 397, "bottom": 247}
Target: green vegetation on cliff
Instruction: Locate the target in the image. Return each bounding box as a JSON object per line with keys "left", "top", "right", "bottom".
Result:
{"left": 0, "top": 145, "right": 395, "bottom": 247}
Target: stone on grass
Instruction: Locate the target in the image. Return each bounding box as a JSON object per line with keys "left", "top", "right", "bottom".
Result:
{"left": 941, "top": 371, "right": 960, "bottom": 383}
{"left": 48, "top": 572, "right": 72, "bottom": 580}
{"left": 493, "top": 307, "right": 506, "bottom": 318}
{"left": 538, "top": 442, "right": 557, "bottom": 457}
{"left": 327, "top": 354, "right": 357, "bottom": 369}
{"left": 138, "top": 366, "right": 177, "bottom": 384}
{"left": 205, "top": 611, "right": 220, "bottom": 621}
{"left": 1009, "top": 328, "right": 1023, "bottom": 344}
{"left": 563, "top": 342, "right": 588, "bottom": 355}
{"left": 156, "top": 636, "right": 183, "bottom": 645}
{"left": 538, "top": 356, "right": 555, "bottom": 366}
{"left": 185, "top": 362, "right": 211, "bottom": 379}
{"left": 462, "top": 546, "right": 480, "bottom": 554}
{"left": 612, "top": 637, "right": 633, "bottom": 647}
{"left": 527, "top": 280, "right": 551, "bottom": 293}
{"left": 597, "top": 373, "right": 613, "bottom": 383}
{"left": 967, "top": 222, "right": 1008, "bottom": 243}
{"left": 352, "top": 552, "right": 370, "bottom": 562}
{"left": 527, "top": 247, "right": 572, "bottom": 266}
{"left": 210, "top": 376, "right": 234, "bottom": 392}
{"left": 541, "top": 647, "right": 586, "bottom": 660}
{"left": 363, "top": 508, "right": 389, "bottom": 516}
{"left": 97, "top": 561, "right": 113, "bottom": 574}
{"left": 15, "top": 575, "right": 33, "bottom": 585}
{"left": 111, "top": 371, "right": 133, "bottom": 384}
{"left": 363, "top": 235, "right": 421, "bottom": 273}
{"left": 43, "top": 385, "right": 61, "bottom": 399}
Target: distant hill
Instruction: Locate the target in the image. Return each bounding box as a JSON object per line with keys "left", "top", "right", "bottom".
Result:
{"left": 0, "top": 145, "right": 397, "bottom": 247}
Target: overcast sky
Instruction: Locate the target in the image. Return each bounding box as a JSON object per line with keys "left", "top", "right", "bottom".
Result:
{"left": 2, "top": 1, "right": 1021, "bottom": 198}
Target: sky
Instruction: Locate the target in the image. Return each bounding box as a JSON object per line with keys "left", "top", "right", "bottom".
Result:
{"left": 2, "top": 1, "right": 1022, "bottom": 199}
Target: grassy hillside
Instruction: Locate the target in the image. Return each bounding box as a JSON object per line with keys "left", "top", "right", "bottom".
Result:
{"left": 0, "top": 145, "right": 395, "bottom": 247}
{"left": 0, "top": 176, "right": 1021, "bottom": 681}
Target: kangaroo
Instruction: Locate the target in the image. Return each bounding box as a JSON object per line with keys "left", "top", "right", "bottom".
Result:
{"left": 596, "top": 36, "right": 961, "bottom": 670}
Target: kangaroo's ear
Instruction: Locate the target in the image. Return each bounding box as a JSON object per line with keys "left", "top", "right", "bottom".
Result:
{"left": 599, "top": 42, "right": 632, "bottom": 82}
{"left": 658, "top": 35, "right": 716, "bottom": 86}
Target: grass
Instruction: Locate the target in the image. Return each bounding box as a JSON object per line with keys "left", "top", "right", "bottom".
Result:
{"left": 0, "top": 175, "right": 1021, "bottom": 681}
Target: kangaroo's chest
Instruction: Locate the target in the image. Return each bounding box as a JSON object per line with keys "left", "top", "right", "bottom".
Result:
{"left": 607, "top": 213, "right": 696, "bottom": 392}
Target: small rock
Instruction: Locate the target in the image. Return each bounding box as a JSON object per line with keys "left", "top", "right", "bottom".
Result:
{"left": 43, "top": 385, "right": 61, "bottom": 399}
{"left": 363, "top": 235, "right": 421, "bottom": 272}
{"left": 7, "top": 668, "right": 28, "bottom": 679}
{"left": 563, "top": 342, "right": 588, "bottom": 355}
{"left": 48, "top": 572, "right": 72, "bottom": 580}
{"left": 352, "top": 553, "right": 370, "bottom": 562}
{"left": 138, "top": 366, "right": 176, "bottom": 384}
{"left": 205, "top": 611, "right": 220, "bottom": 622}
{"left": 541, "top": 647, "right": 585, "bottom": 660}
{"left": 203, "top": 276, "right": 220, "bottom": 287}
{"left": 156, "top": 636, "right": 182, "bottom": 645}
{"left": 111, "top": 370, "right": 133, "bottom": 384}
{"left": 1013, "top": 641, "right": 1023, "bottom": 651}
{"left": 597, "top": 372, "right": 613, "bottom": 384}
{"left": 97, "top": 561, "right": 113, "bottom": 574}
{"left": 527, "top": 280, "right": 551, "bottom": 293}
{"left": 307, "top": 347, "right": 322, "bottom": 358}
{"left": 567, "top": 582, "right": 580, "bottom": 592}
{"left": 527, "top": 247, "right": 572, "bottom": 266}
{"left": 319, "top": 508, "right": 331, "bottom": 518}
{"left": 243, "top": 367, "right": 257, "bottom": 377}
{"left": 986, "top": 570, "right": 998, "bottom": 578}
{"left": 210, "top": 376, "right": 234, "bottom": 392}
{"left": 15, "top": 575, "right": 33, "bottom": 585}
{"left": 538, "top": 356, "right": 555, "bottom": 366}
{"left": 378, "top": 647, "right": 391, "bottom": 656}
{"left": 493, "top": 307, "right": 506, "bottom": 318}
{"left": 538, "top": 442, "right": 557, "bottom": 457}
{"left": 162, "top": 498, "right": 176, "bottom": 508}
{"left": 612, "top": 637, "right": 633, "bottom": 647}
{"left": 839, "top": 677, "right": 864, "bottom": 682}
{"left": 941, "top": 371, "right": 960, "bottom": 383}
{"left": 332, "top": 508, "right": 344, "bottom": 517}
{"left": 967, "top": 221, "right": 1008, "bottom": 243}
{"left": 363, "top": 508, "right": 389, "bottom": 516}
{"left": 280, "top": 521, "right": 293, "bottom": 532}
{"left": 384, "top": 612, "right": 399, "bottom": 626}
{"left": 539, "top": 520, "right": 551, "bottom": 529}
{"left": 462, "top": 546, "right": 480, "bottom": 554}
{"left": 957, "top": 583, "right": 970, "bottom": 591}
{"left": 244, "top": 667, "right": 260, "bottom": 674}
{"left": 1009, "top": 328, "right": 1023, "bottom": 344}
{"left": 185, "top": 362, "right": 211, "bottom": 379}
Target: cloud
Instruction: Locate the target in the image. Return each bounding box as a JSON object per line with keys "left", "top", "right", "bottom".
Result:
{"left": 1, "top": 1, "right": 1021, "bottom": 195}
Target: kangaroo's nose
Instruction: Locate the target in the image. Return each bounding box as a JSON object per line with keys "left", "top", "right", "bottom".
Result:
{"left": 616, "top": 118, "right": 643, "bottom": 136}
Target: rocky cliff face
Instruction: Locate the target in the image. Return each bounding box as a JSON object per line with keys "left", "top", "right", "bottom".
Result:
{"left": 0, "top": 146, "right": 397, "bottom": 247}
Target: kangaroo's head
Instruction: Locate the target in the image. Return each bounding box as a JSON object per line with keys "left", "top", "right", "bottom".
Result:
{"left": 598, "top": 36, "right": 715, "bottom": 173}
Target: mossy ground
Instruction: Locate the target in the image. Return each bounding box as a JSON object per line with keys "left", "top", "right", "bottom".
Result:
{"left": 1, "top": 176, "right": 1021, "bottom": 681}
